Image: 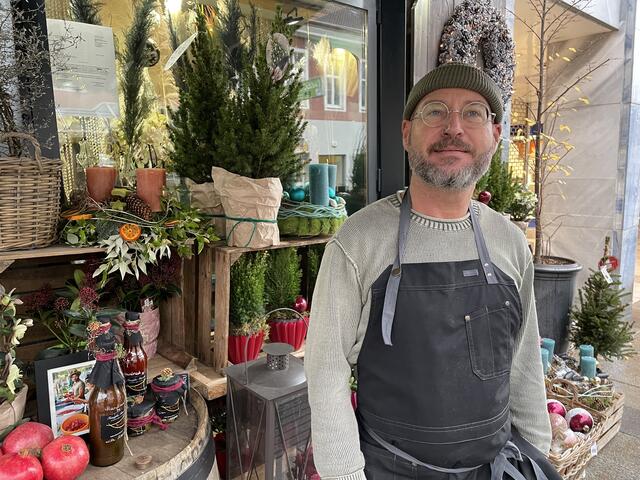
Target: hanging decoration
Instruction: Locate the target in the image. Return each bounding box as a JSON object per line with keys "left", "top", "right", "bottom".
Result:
{"left": 266, "top": 32, "right": 291, "bottom": 81}
{"left": 438, "top": 0, "right": 515, "bottom": 104}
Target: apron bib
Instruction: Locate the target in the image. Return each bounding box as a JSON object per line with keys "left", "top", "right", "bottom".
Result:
{"left": 356, "top": 191, "right": 559, "bottom": 480}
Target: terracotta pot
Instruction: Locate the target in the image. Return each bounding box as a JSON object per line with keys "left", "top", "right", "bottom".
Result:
{"left": 268, "top": 316, "right": 308, "bottom": 351}
{"left": 115, "top": 307, "right": 160, "bottom": 358}
{"left": 0, "top": 385, "right": 28, "bottom": 432}
{"left": 136, "top": 168, "right": 166, "bottom": 212}
{"left": 228, "top": 331, "right": 265, "bottom": 364}
{"left": 86, "top": 166, "right": 116, "bottom": 203}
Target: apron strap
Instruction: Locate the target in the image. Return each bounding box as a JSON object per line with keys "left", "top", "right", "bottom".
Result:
{"left": 381, "top": 191, "right": 498, "bottom": 345}
{"left": 490, "top": 441, "right": 550, "bottom": 480}
{"left": 469, "top": 204, "right": 499, "bottom": 285}
{"left": 381, "top": 190, "right": 412, "bottom": 346}
{"left": 363, "top": 418, "right": 549, "bottom": 480}
{"left": 361, "top": 419, "right": 483, "bottom": 474}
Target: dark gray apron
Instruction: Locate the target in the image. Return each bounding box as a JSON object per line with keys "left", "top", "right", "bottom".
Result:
{"left": 356, "top": 191, "right": 560, "bottom": 480}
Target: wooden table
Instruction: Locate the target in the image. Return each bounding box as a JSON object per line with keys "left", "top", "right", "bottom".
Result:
{"left": 79, "top": 360, "right": 215, "bottom": 479}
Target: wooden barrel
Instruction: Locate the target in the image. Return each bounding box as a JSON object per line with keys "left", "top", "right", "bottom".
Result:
{"left": 80, "top": 388, "right": 217, "bottom": 479}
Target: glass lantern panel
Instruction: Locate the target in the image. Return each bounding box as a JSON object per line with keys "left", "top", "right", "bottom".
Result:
{"left": 227, "top": 380, "right": 267, "bottom": 479}
{"left": 272, "top": 390, "right": 316, "bottom": 480}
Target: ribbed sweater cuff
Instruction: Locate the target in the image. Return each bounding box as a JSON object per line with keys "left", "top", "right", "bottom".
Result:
{"left": 324, "top": 469, "right": 367, "bottom": 480}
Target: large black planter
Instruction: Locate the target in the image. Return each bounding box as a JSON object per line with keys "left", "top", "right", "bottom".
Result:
{"left": 534, "top": 257, "right": 583, "bottom": 354}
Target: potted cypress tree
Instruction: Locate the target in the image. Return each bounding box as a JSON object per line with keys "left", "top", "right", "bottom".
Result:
{"left": 228, "top": 252, "right": 269, "bottom": 364}
{"left": 212, "top": 7, "right": 306, "bottom": 247}
{"left": 265, "top": 248, "right": 307, "bottom": 350}
{"left": 474, "top": 146, "right": 519, "bottom": 218}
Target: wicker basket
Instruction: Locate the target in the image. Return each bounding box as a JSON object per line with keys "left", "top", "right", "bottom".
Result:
{"left": 546, "top": 377, "right": 623, "bottom": 479}
{"left": 0, "top": 133, "right": 62, "bottom": 251}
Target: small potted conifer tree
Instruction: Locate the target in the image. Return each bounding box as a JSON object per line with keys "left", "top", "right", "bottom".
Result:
{"left": 570, "top": 237, "right": 636, "bottom": 361}
{"left": 265, "top": 248, "right": 307, "bottom": 350}
{"left": 228, "top": 252, "right": 269, "bottom": 364}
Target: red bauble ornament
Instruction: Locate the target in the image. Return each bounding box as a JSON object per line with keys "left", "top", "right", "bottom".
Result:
{"left": 478, "top": 191, "right": 492, "bottom": 205}
{"left": 598, "top": 255, "right": 619, "bottom": 272}
{"left": 547, "top": 399, "right": 567, "bottom": 417}
{"left": 293, "top": 295, "right": 308, "bottom": 313}
{"left": 566, "top": 408, "right": 594, "bottom": 433}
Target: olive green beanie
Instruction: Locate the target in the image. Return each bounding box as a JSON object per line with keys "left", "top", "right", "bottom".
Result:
{"left": 403, "top": 63, "right": 504, "bottom": 124}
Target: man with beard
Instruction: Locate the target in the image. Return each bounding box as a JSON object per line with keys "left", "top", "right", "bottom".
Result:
{"left": 305, "top": 63, "right": 560, "bottom": 480}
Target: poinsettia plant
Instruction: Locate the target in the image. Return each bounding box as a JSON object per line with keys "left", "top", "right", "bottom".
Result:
{"left": 0, "top": 285, "right": 33, "bottom": 404}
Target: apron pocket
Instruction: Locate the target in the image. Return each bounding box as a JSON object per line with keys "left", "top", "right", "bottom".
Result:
{"left": 464, "top": 302, "right": 513, "bottom": 380}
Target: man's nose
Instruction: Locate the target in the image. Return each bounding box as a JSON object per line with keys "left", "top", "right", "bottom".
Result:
{"left": 443, "top": 111, "right": 464, "bottom": 137}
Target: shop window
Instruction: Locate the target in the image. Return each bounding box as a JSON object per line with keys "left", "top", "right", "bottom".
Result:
{"left": 359, "top": 58, "right": 366, "bottom": 112}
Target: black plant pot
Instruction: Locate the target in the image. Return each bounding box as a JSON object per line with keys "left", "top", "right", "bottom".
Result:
{"left": 534, "top": 257, "right": 583, "bottom": 354}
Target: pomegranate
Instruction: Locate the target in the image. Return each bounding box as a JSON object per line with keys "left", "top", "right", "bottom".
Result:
{"left": 0, "top": 451, "right": 43, "bottom": 480}
{"left": 2, "top": 422, "right": 53, "bottom": 457}
{"left": 41, "top": 435, "right": 89, "bottom": 480}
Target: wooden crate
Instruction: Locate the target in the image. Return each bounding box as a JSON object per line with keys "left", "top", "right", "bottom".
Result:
{"left": 546, "top": 378, "right": 625, "bottom": 479}
{"left": 0, "top": 245, "right": 196, "bottom": 366}
{"left": 0, "top": 246, "right": 105, "bottom": 361}
{"left": 590, "top": 391, "right": 625, "bottom": 452}
{"left": 192, "top": 237, "right": 329, "bottom": 399}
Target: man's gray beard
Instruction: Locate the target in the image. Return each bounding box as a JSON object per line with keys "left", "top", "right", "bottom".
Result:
{"left": 408, "top": 147, "right": 494, "bottom": 190}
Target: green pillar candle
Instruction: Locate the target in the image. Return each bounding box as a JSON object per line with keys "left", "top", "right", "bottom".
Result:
{"left": 309, "top": 164, "right": 329, "bottom": 206}
{"left": 580, "top": 355, "right": 597, "bottom": 378}
{"left": 579, "top": 344, "right": 594, "bottom": 359}
{"left": 327, "top": 164, "right": 337, "bottom": 191}
{"left": 541, "top": 338, "right": 555, "bottom": 357}
{"left": 541, "top": 347, "right": 550, "bottom": 374}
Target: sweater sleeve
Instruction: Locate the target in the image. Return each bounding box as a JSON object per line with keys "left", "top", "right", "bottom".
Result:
{"left": 510, "top": 257, "right": 553, "bottom": 454}
{"left": 304, "top": 240, "right": 367, "bottom": 480}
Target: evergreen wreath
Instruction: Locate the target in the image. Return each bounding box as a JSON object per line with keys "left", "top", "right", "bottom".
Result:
{"left": 438, "top": 0, "right": 515, "bottom": 104}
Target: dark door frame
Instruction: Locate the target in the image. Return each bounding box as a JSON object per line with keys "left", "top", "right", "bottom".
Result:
{"left": 334, "top": 0, "right": 411, "bottom": 202}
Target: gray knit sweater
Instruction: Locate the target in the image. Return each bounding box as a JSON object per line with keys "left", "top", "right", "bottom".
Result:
{"left": 304, "top": 192, "right": 552, "bottom": 480}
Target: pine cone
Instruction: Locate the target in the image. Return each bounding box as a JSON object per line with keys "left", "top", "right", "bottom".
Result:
{"left": 125, "top": 194, "right": 152, "bottom": 220}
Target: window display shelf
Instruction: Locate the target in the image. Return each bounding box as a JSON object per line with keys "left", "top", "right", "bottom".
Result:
{"left": 0, "top": 245, "right": 105, "bottom": 274}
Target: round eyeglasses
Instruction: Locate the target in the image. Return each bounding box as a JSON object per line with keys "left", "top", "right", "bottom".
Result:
{"left": 413, "top": 101, "right": 496, "bottom": 128}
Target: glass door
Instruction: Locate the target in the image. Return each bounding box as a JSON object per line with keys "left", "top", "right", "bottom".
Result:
{"left": 239, "top": 0, "right": 375, "bottom": 214}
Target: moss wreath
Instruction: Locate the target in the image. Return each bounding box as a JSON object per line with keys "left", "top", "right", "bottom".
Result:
{"left": 438, "top": 0, "right": 515, "bottom": 105}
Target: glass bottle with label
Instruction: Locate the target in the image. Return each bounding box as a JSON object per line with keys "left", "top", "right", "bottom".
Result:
{"left": 120, "top": 311, "right": 148, "bottom": 402}
{"left": 87, "top": 321, "right": 126, "bottom": 467}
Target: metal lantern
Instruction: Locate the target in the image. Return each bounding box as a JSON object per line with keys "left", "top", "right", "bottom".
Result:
{"left": 226, "top": 343, "right": 316, "bottom": 480}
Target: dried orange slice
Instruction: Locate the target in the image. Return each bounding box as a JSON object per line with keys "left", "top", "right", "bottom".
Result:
{"left": 68, "top": 214, "right": 93, "bottom": 221}
{"left": 119, "top": 223, "right": 142, "bottom": 242}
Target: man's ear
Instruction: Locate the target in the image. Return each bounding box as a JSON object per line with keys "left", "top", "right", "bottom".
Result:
{"left": 402, "top": 120, "right": 412, "bottom": 150}
{"left": 492, "top": 122, "right": 502, "bottom": 144}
